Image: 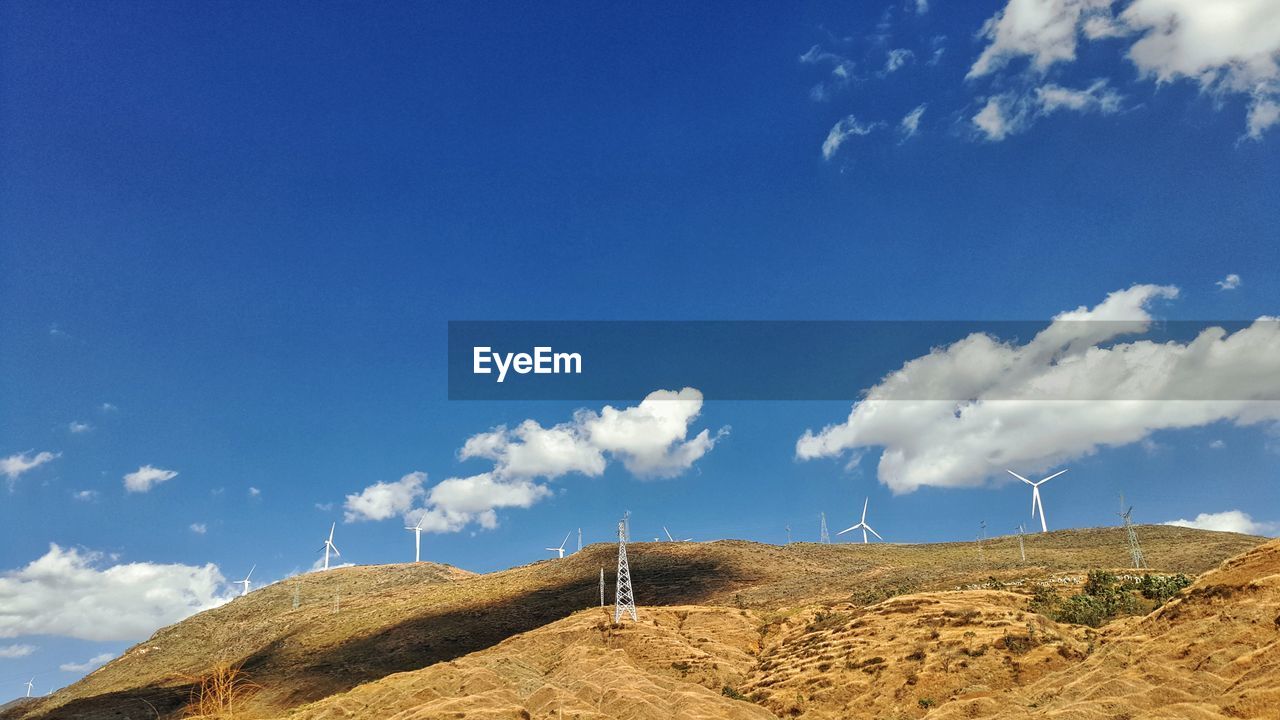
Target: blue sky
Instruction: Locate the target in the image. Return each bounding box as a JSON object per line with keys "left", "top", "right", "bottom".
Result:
{"left": 2, "top": 0, "right": 1279, "bottom": 697}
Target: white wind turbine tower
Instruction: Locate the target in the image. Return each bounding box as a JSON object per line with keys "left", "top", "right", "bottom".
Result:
{"left": 837, "top": 497, "right": 882, "bottom": 544}
{"left": 1008, "top": 469, "right": 1067, "bottom": 533}
{"left": 236, "top": 565, "right": 255, "bottom": 596}
{"left": 24, "top": 678, "right": 34, "bottom": 698}
{"left": 406, "top": 514, "right": 426, "bottom": 562}
{"left": 320, "top": 522, "right": 341, "bottom": 570}
{"left": 546, "top": 531, "right": 571, "bottom": 559}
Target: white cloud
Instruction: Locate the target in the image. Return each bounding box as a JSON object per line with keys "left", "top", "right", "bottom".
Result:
{"left": 968, "top": 0, "right": 1116, "bottom": 79}
{"left": 189, "top": 523, "right": 207, "bottom": 535}
{"left": 914, "top": 0, "right": 930, "bottom": 15}
{"left": 973, "top": 79, "right": 1122, "bottom": 140}
{"left": 578, "top": 388, "right": 726, "bottom": 478}
{"left": 248, "top": 486, "right": 261, "bottom": 498}
{"left": 800, "top": 45, "right": 856, "bottom": 102}
{"left": 461, "top": 421, "right": 605, "bottom": 480}
{"left": 899, "top": 104, "right": 928, "bottom": 138}
{"left": 72, "top": 490, "right": 99, "bottom": 502}
{"left": 122, "top": 465, "right": 177, "bottom": 493}
{"left": 0, "top": 544, "right": 230, "bottom": 642}
{"left": 370, "top": 389, "right": 722, "bottom": 534}
{"left": 797, "top": 284, "right": 1280, "bottom": 493}
{"left": 970, "top": 0, "right": 1280, "bottom": 137}
{"left": 59, "top": 652, "right": 114, "bottom": 673}
{"left": 1209, "top": 439, "right": 1226, "bottom": 449}
{"left": 2, "top": 450, "right": 60, "bottom": 488}
{"left": 344, "top": 471, "right": 427, "bottom": 522}
{"left": 99, "top": 403, "right": 117, "bottom": 413}
{"left": 1165, "top": 510, "right": 1277, "bottom": 536}
{"left": 822, "top": 115, "right": 881, "bottom": 160}
{"left": 0, "top": 643, "right": 36, "bottom": 658}
{"left": 884, "top": 48, "right": 915, "bottom": 73}
{"left": 1216, "top": 273, "right": 1242, "bottom": 291}
{"left": 68, "top": 421, "right": 93, "bottom": 434}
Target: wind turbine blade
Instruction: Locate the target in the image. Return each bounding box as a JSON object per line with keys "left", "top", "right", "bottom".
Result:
{"left": 867, "top": 526, "right": 883, "bottom": 541}
{"left": 247, "top": 564, "right": 255, "bottom": 579}
{"left": 862, "top": 527, "right": 868, "bottom": 544}
{"left": 836, "top": 526, "right": 857, "bottom": 535}
{"left": 328, "top": 522, "right": 335, "bottom": 542}
{"left": 331, "top": 544, "right": 341, "bottom": 556}
{"left": 560, "top": 531, "right": 571, "bottom": 550}
{"left": 664, "top": 526, "right": 674, "bottom": 542}
{"left": 1007, "top": 469, "right": 1032, "bottom": 484}
{"left": 1036, "top": 492, "right": 1048, "bottom": 532}
{"left": 861, "top": 497, "right": 869, "bottom": 523}
{"left": 1032, "top": 486, "right": 1040, "bottom": 517}
{"left": 1040, "top": 469, "right": 1068, "bottom": 484}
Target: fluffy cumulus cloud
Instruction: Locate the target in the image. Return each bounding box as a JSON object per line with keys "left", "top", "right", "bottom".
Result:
{"left": 60, "top": 652, "right": 115, "bottom": 673}
{"left": 969, "top": 0, "right": 1280, "bottom": 138}
{"left": 1165, "top": 510, "right": 1277, "bottom": 536}
{"left": 797, "top": 284, "right": 1280, "bottom": 493}
{"left": 344, "top": 471, "right": 427, "bottom": 522}
{"left": 1217, "top": 273, "right": 1243, "bottom": 291}
{"left": 346, "top": 389, "right": 723, "bottom": 533}
{"left": 1, "top": 450, "right": 59, "bottom": 488}
{"left": 123, "top": 465, "right": 178, "bottom": 493}
{"left": 822, "top": 115, "right": 881, "bottom": 160}
{"left": 0, "top": 544, "right": 230, "bottom": 642}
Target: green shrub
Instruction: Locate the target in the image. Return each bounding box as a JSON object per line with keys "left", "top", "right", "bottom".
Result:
{"left": 1055, "top": 594, "right": 1110, "bottom": 627}
{"left": 721, "top": 686, "right": 747, "bottom": 701}
{"left": 1140, "top": 574, "right": 1192, "bottom": 604}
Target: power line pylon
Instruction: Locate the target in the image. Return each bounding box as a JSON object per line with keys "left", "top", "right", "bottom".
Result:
{"left": 819, "top": 512, "right": 830, "bottom": 544}
{"left": 614, "top": 519, "right": 637, "bottom": 623}
{"left": 1119, "top": 494, "right": 1146, "bottom": 569}
{"left": 599, "top": 567, "right": 605, "bottom": 607}
{"left": 1016, "top": 523, "right": 1026, "bottom": 563}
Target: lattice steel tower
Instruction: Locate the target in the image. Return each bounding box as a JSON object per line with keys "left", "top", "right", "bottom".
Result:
{"left": 614, "top": 519, "right": 637, "bottom": 623}
{"left": 819, "top": 512, "right": 831, "bottom": 544}
{"left": 1119, "top": 495, "right": 1146, "bottom": 569}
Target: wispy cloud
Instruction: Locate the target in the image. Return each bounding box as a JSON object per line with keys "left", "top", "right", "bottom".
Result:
{"left": 189, "top": 523, "right": 207, "bottom": 535}
{"left": 72, "top": 490, "right": 99, "bottom": 502}
{"left": 1216, "top": 273, "right": 1242, "bottom": 291}
{"left": 899, "top": 104, "right": 927, "bottom": 139}
{"left": 0, "top": 643, "right": 36, "bottom": 658}
{"left": 60, "top": 652, "right": 115, "bottom": 673}
{"left": 68, "top": 421, "right": 93, "bottom": 434}
{"left": 2, "top": 451, "right": 60, "bottom": 489}
{"left": 822, "top": 115, "right": 882, "bottom": 160}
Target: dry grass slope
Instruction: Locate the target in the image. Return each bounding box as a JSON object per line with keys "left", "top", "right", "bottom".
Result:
{"left": 6, "top": 526, "right": 1267, "bottom": 720}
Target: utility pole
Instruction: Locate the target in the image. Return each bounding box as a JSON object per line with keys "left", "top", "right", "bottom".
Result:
{"left": 599, "top": 568, "right": 605, "bottom": 606}
{"left": 1119, "top": 494, "right": 1146, "bottom": 569}
{"left": 614, "top": 518, "right": 637, "bottom": 623}
{"left": 819, "top": 512, "right": 830, "bottom": 544}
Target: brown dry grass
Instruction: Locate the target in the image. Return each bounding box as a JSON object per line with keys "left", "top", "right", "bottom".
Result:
{"left": 180, "top": 661, "right": 259, "bottom": 719}
{"left": 8, "top": 526, "right": 1268, "bottom": 720}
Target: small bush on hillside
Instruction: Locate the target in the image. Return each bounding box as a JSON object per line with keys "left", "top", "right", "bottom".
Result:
{"left": 182, "top": 661, "right": 259, "bottom": 719}
{"left": 1054, "top": 594, "right": 1110, "bottom": 627}
{"left": 722, "top": 685, "right": 748, "bottom": 701}
{"left": 1140, "top": 573, "right": 1192, "bottom": 604}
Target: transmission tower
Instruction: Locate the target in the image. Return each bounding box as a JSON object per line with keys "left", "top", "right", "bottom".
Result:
{"left": 614, "top": 519, "right": 637, "bottom": 623}
{"left": 577, "top": 528, "right": 583, "bottom": 553}
{"left": 785, "top": 524, "right": 791, "bottom": 545}
{"left": 599, "top": 567, "right": 605, "bottom": 606}
{"left": 1119, "top": 495, "right": 1146, "bottom": 569}
{"left": 622, "top": 510, "right": 631, "bottom": 542}
{"left": 1016, "top": 523, "right": 1026, "bottom": 563}
{"left": 977, "top": 520, "right": 986, "bottom": 565}
{"left": 819, "top": 512, "right": 830, "bottom": 544}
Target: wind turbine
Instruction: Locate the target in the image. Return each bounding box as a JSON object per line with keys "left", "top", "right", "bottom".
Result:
{"left": 406, "top": 514, "right": 426, "bottom": 562}
{"left": 663, "top": 526, "right": 692, "bottom": 542}
{"left": 320, "top": 522, "right": 341, "bottom": 570}
{"left": 837, "top": 497, "right": 882, "bottom": 544}
{"left": 1007, "top": 469, "right": 1067, "bottom": 533}
{"left": 546, "top": 531, "right": 571, "bottom": 559}
{"left": 236, "top": 565, "right": 255, "bottom": 596}
{"left": 25, "top": 678, "right": 34, "bottom": 698}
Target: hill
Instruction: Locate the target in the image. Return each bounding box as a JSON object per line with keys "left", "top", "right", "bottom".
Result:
{"left": 6, "top": 525, "right": 1265, "bottom": 720}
